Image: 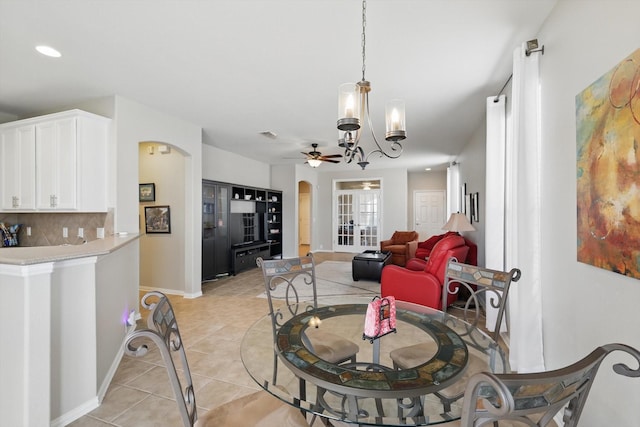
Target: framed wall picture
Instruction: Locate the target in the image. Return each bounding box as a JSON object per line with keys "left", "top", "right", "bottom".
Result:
{"left": 472, "top": 192, "right": 480, "bottom": 222}
{"left": 145, "top": 205, "right": 171, "bottom": 234}
{"left": 460, "top": 183, "right": 467, "bottom": 214}
{"left": 139, "top": 183, "right": 156, "bottom": 202}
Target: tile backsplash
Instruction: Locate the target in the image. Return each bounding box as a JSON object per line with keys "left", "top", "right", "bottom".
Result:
{"left": 0, "top": 210, "right": 114, "bottom": 247}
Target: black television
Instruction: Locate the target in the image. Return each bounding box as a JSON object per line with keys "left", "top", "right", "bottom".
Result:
{"left": 229, "top": 213, "right": 263, "bottom": 247}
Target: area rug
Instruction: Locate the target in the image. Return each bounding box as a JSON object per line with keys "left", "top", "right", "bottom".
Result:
{"left": 256, "top": 261, "right": 379, "bottom": 299}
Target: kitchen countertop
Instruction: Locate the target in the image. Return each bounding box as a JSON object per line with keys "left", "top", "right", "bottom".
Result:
{"left": 0, "top": 233, "right": 140, "bottom": 266}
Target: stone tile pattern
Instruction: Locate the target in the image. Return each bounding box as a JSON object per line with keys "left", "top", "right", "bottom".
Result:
{"left": 0, "top": 209, "right": 114, "bottom": 246}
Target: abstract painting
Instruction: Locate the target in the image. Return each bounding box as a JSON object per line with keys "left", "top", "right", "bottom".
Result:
{"left": 576, "top": 48, "right": 640, "bottom": 278}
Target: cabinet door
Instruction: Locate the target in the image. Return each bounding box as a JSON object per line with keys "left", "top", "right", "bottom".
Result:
{"left": 213, "top": 184, "right": 229, "bottom": 276}
{"left": 202, "top": 182, "right": 230, "bottom": 279}
{"left": 36, "top": 118, "right": 77, "bottom": 210}
{"left": 0, "top": 126, "right": 36, "bottom": 210}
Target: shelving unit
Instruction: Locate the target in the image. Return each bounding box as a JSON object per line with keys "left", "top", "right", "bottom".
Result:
{"left": 231, "top": 242, "right": 271, "bottom": 275}
{"left": 231, "top": 186, "right": 268, "bottom": 203}
{"left": 203, "top": 181, "right": 283, "bottom": 277}
{"left": 266, "top": 190, "right": 283, "bottom": 259}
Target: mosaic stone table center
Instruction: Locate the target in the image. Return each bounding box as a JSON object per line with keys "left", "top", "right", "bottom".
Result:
{"left": 241, "top": 299, "right": 507, "bottom": 425}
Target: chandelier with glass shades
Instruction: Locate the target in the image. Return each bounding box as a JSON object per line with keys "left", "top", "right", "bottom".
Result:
{"left": 337, "top": 0, "right": 407, "bottom": 170}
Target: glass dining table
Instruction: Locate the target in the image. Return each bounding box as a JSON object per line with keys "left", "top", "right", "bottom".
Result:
{"left": 241, "top": 297, "right": 508, "bottom": 426}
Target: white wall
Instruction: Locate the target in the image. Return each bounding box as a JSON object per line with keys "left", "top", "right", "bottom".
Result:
{"left": 94, "top": 240, "right": 139, "bottom": 401}
{"left": 271, "top": 164, "right": 299, "bottom": 257}
{"left": 315, "top": 167, "right": 408, "bottom": 251}
{"left": 484, "top": 1, "right": 640, "bottom": 425}
{"left": 455, "top": 122, "right": 487, "bottom": 265}
{"left": 270, "top": 165, "right": 408, "bottom": 255}
{"left": 202, "top": 144, "right": 271, "bottom": 188}
{"left": 114, "top": 96, "right": 202, "bottom": 297}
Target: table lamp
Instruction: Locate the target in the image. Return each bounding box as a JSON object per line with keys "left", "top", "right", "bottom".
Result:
{"left": 442, "top": 212, "right": 475, "bottom": 232}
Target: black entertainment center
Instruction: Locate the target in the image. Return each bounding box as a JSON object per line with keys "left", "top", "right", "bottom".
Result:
{"left": 202, "top": 180, "right": 283, "bottom": 279}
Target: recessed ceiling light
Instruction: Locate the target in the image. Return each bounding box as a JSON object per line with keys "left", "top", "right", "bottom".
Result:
{"left": 35, "top": 45, "right": 62, "bottom": 58}
{"left": 424, "top": 167, "right": 432, "bottom": 171}
{"left": 259, "top": 131, "right": 277, "bottom": 139}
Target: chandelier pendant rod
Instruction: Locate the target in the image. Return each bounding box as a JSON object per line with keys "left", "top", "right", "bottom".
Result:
{"left": 337, "top": 0, "right": 406, "bottom": 169}
{"left": 361, "top": 0, "right": 367, "bottom": 83}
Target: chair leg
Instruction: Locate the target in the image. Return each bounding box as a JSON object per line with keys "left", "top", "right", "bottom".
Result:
{"left": 272, "top": 351, "right": 278, "bottom": 385}
{"left": 299, "top": 377, "right": 306, "bottom": 402}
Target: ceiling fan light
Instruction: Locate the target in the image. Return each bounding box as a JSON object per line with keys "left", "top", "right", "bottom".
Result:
{"left": 307, "top": 159, "right": 322, "bottom": 168}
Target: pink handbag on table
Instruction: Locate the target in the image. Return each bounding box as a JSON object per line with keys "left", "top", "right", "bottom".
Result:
{"left": 363, "top": 296, "right": 397, "bottom": 342}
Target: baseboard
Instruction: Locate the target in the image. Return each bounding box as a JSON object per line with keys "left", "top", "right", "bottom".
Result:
{"left": 139, "top": 285, "right": 183, "bottom": 296}
{"left": 50, "top": 397, "right": 99, "bottom": 427}
{"left": 139, "top": 285, "right": 203, "bottom": 299}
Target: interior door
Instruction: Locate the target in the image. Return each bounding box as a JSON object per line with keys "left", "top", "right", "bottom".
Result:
{"left": 414, "top": 190, "right": 446, "bottom": 240}
{"left": 299, "top": 192, "right": 311, "bottom": 245}
{"left": 335, "top": 189, "right": 380, "bottom": 253}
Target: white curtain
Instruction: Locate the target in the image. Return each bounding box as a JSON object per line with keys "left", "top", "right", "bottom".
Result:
{"left": 485, "top": 94, "right": 506, "bottom": 332}
{"left": 446, "top": 162, "right": 460, "bottom": 217}
{"left": 505, "top": 43, "right": 545, "bottom": 372}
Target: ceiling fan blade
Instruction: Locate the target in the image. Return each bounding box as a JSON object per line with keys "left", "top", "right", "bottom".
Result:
{"left": 322, "top": 159, "right": 341, "bottom": 164}
{"left": 320, "top": 154, "right": 343, "bottom": 159}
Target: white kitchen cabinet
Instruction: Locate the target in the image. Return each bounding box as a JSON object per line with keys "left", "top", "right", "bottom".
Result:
{"left": 0, "top": 125, "right": 36, "bottom": 210}
{"left": 36, "top": 117, "right": 77, "bottom": 210}
{"left": 0, "top": 110, "right": 111, "bottom": 212}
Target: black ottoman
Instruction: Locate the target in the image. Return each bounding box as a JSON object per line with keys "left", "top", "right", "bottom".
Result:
{"left": 352, "top": 250, "right": 391, "bottom": 282}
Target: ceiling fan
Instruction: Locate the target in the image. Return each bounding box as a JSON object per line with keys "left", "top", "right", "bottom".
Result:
{"left": 302, "top": 143, "right": 342, "bottom": 168}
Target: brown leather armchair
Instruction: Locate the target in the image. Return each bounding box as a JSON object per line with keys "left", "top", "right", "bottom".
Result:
{"left": 380, "top": 230, "right": 419, "bottom": 267}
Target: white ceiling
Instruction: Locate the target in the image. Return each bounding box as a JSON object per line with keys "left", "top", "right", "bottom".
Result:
{"left": 0, "top": 0, "right": 557, "bottom": 172}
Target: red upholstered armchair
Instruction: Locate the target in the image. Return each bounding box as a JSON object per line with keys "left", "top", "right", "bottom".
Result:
{"left": 380, "top": 231, "right": 419, "bottom": 267}
{"left": 415, "top": 232, "right": 478, "bottom": 266}
{"left": 380, "top": 234, "right": 470, "bottom": 309}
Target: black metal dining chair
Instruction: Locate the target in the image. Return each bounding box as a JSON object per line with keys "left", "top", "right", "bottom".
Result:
{"left": 459, "top": 343, "right": 640, "bottom": 426}
{"left": 390, "top": 260, "right": 521, "bottom": 416}
{"left": 124, "top": 291, "right": 309, "bottom": 427}
{"left": 257, "top": 254, "right": 359, "bottom": 386}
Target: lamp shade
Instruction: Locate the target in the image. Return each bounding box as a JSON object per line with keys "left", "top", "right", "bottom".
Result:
{"left": 385, "top": 99, "right": 406, "bottom": 141}
{"left": 442, "top": 213, "right": 475, "bottom": 232}
{"left": 337, "top": 83, "right": 361, "bottom": 131}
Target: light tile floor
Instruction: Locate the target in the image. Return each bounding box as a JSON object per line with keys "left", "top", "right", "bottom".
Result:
{"left": 69, "top": 252, "right": 354, "bottom": 427}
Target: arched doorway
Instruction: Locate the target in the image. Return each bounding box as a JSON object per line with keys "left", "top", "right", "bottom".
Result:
{"left": 298, "top": 181, "right": 312, "bottom": 256}
{"left": 138, "top": 141, "right": 187, "bottom": 294}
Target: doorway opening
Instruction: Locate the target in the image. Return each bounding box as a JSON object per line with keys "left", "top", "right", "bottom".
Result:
{"left": 138, "top": 141, "right": 187, "bottom": 295}
{"left": 333, "top": 179, "right": 381, "bottom": 253}
{"left": 298, "top": 181, "right": 312, "bottom": 256}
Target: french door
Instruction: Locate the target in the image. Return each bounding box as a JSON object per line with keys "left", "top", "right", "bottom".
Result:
{"left": 334, "top": 189, "right": 381, "bottom": 252}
